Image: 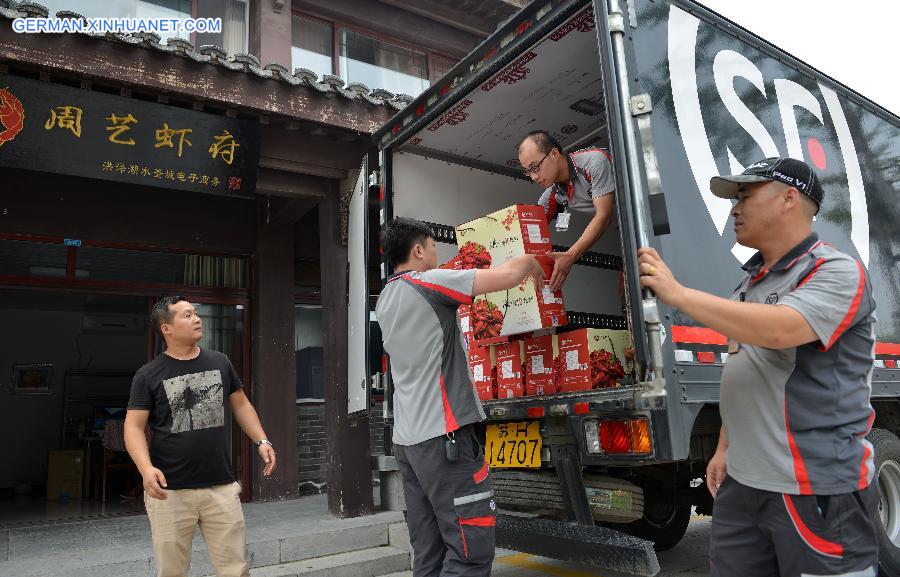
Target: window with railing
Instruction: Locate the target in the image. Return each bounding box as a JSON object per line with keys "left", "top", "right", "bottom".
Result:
{"left": 291, "top": 12, "right": 457, "bottom": 97}
{"left": 23, "top": 0, "right": 248, "bottom": 54}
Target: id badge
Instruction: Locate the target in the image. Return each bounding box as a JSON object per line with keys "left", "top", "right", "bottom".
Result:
{"left": 556, "top": 211, "right": 571, "bottom": 232}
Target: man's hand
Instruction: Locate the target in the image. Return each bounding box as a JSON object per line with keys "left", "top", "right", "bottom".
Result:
{"left": 529, "top": 255, "right": 546, "bottom": 293}
{"left": 259, "top": 443, "right": 277, "bottom": 477}
{"left": 706, "top": 447, "right": 727, "bottom": 497}
{"left": 549, "top": 251, "right": 576, "bottom": 292}
{"left": 637, "top": 247, "right": 686, "bottom": 306}
{"left": 142, "top": 467, "right": 168, "bottom": 500}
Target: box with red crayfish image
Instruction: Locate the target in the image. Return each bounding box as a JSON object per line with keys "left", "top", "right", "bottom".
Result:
{"left": 556, "top": 328, "right": 631, "bottom": 392}
{"left": 468, "top": 255, "right": 566, "bottom": 340}
{"left": 456, "top": 204, "right": 552, "bottom": 263}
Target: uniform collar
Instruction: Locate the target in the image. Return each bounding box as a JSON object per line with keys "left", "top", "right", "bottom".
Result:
{"left": 554, "top": 152, "right": 581, "bottom": 189}
{"left": 386, "top": 269, "right": 415, "bottom": 283}
{"left": 741, "top": 233, "right": 820, "bottom": 274}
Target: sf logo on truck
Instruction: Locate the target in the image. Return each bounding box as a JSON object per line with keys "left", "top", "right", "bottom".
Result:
{"left": 666, "top": 6, "right": 869, "bottom": 266}
{"left": 0, "top": 87, "right": 25, "bottom": 147}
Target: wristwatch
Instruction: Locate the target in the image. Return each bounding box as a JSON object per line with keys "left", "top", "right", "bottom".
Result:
{"left": 256, "top": 439, "right": 274, "bottom": 449}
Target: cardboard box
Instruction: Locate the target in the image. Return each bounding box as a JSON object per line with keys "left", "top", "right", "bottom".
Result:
{"left": 469, "top": 344, "right": 495, "bottom": 401}
{"left": 468, "top": 255, "right": 567, "bottom": 339}
{"left": 494, "top": 341, "right": 525, "bottom": 399}
{"left": 452, "top": 207, "right": 565, "bottom": 339}
{"left": 524, "top": 333, "right": 559, "bottom": 396}
{"left": 458, "top": 304, "right": 474, "bottom": 350}
{"left": 456, "top": 204, "right": 552, "bottom": 264}
{"left": 46, "top": 449, "right": 83, "bottom": 500}
{"left": 441, "top": 241, "right": 493, "bottom": 270}
{"left": 557, "top": 328, "right": 631, "bottom": 392}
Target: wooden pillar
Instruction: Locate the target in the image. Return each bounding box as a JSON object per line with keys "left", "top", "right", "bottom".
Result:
{"left": 250, "top": 0, "right": 293, "bottom": 67}
{"left": 321, "top": 175, "right": 374, "bottom": 518}
{"left": 251, "top": 195, "right": 308, "bottom": 501}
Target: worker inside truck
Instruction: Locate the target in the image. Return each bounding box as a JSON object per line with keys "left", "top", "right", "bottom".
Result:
{"left": 517, "top": 130, "right": 617, "bottom": 291}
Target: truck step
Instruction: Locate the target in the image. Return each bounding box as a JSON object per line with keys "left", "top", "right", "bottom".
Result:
{"left": 496, "top": 514, "right": 659, "bottom": 577}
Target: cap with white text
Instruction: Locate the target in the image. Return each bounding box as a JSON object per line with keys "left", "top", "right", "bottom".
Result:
{"left": 710, "top": 157, "right": 824, "bottom": 213}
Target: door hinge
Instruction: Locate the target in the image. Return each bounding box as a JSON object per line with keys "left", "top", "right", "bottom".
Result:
{"left": 629, "top": 94, "right": 652, "bottom": 116}
{"left": 608, "top": 12, "right": 625, "bottom": 33}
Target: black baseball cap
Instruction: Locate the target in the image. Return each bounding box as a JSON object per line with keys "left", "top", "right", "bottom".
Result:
{"left": 710, "top": 157, "right": 824, "bottom": 213}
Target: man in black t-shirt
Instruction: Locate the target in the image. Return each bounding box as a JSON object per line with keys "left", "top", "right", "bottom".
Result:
{"left": 125, "top": 296, "right": 276, "bottom": 577}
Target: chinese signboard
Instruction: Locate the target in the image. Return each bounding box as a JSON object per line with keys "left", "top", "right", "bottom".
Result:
{"left": 0, "top": 73, "right": 260, "bottom": 196}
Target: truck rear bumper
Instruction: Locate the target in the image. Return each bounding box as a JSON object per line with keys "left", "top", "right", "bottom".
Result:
{"left": 496, "top": 514, "right": 660, "bottom": 576}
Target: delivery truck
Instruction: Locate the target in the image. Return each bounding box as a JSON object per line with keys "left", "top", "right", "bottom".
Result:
{"left": 346, "top": 0, "right": 900, "bottom": 574}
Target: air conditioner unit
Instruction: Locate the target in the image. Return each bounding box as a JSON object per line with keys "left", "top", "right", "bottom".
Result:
{"left": 82, "top": 314, "right": 146, "bottom": 335}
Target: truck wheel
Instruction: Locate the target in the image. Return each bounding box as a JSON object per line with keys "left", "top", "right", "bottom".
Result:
{"left": 868, "top": 429, "right": 900, "bottom": 577}
{"left": 610, "top": 480, "right": 691, "bottom": 551}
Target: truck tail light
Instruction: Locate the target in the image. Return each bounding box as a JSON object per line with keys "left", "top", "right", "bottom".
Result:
{"left": 629, "top": 418, "right": 652, "bottom": 454}
{"left": 600, "top": 421, "right": 631, "bottom": 454}
{"left": 583, "top": 418, "right": 653, "bottom": 456}
{"left": 573, "top": 402, "right": 590, "bottom": 415}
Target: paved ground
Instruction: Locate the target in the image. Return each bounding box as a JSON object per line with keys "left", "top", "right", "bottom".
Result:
{"left": 0, "top": 490, "right": 712, "bottom": 577}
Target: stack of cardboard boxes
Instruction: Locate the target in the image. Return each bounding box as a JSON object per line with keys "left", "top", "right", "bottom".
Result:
{"left": 452, "top": 204, "right": 630, "bottom": 400}
{"left": 456, "top": 205, "right": 565, "bottom": 339}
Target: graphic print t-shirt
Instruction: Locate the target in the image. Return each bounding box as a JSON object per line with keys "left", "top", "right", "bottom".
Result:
{"left": 128, "top": 349, "right": 242, "bottom": 489}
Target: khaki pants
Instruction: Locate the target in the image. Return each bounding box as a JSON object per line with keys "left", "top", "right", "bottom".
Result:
{"left": 144, "top": 481, "right": 250, "bottom": 577}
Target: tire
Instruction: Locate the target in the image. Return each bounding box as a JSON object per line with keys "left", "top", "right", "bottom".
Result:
{"left": 610, "top": 478, "right": 691, "bottom": 552}
{"left": 868, "top": 428, "right": 900, "bottom": 577}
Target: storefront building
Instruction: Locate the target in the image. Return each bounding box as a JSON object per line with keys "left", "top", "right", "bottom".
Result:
{"left": 0, "top": 0, "right": 520, "bottom": 522}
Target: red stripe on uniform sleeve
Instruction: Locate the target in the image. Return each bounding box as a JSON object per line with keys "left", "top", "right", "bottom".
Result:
{"left": 796, "top": 258, "right": 826, "bottom": 289}
{"left": 406, "top": 276, "right": 473, "bottom": 305}
{"left": 821, "top": 260, "right": 866, "bottom": 351}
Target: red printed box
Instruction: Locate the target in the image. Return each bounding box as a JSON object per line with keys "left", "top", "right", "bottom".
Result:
{"left": 469, "top": 344, "right": 494, "bottom": 401}
{"left": 452, "top": 207, "right": 564, "bottom": 339}
{"left": 524, "top": 333, "right": 559, "bottom": 396}
{"left": 557, "top": 329, "right": 631, "bottom": 392}
{"left": 494, "top": 341, "right": 524, "bottom": 399}
{"left": 467, "top": 255, "right": 567, "bottom": 340}
{"left": 456, "top": 204, "right": 552, "bottom": 264}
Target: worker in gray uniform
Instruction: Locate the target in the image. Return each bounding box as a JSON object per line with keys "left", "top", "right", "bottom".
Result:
{"left": 638, "top": 157, "right": 878, "bottom": 577}
{"left": 518, "top": 130, "right": 616, "bottom": 291}
{"left": 376, "top": 217, "right": 543, "bottom": 577}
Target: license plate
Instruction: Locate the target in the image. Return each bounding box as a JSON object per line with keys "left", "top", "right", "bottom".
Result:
{"left": 486, "top": 421, "right": 542, "bottom": 468}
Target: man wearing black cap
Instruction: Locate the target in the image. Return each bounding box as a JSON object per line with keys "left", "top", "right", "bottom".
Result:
{"left": 638, "top": 158, "right": 878, "bottom": 577}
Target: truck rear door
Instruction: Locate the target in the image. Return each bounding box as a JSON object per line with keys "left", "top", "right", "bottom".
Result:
{"left": 347, "top": 157, "right": 370, "bottom": 416}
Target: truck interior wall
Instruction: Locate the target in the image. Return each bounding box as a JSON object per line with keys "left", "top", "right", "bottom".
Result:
{"left": 391, "top": 151, "right": 624, "bottom": 316}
